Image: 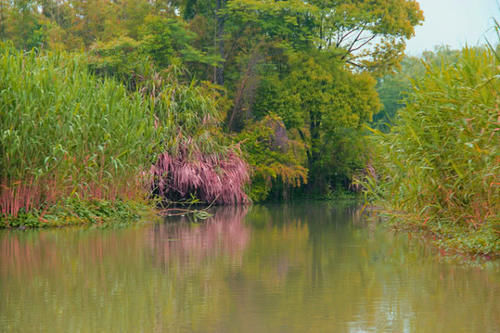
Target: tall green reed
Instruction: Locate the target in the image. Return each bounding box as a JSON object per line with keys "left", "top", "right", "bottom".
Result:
{"left": 359, "top": 46, "right": 499, "bottom": 254}
{"left": 0, "top": 44, "right": 158, "bottom": 217}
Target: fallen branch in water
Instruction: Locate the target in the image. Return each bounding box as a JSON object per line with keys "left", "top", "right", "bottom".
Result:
{"left": 157, "top": 207, "right": 213, "bottom": 220}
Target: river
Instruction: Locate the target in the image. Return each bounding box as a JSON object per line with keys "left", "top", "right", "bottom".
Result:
{"left": 0, "top": 202, "right": 498, "bottom": 332}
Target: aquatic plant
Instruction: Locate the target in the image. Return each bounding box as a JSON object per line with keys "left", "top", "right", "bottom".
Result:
{"left": 0, "top": 44, "right": 158, "bottom": 218}
{"left": 359, "top": 46, "right": 500, "bottom": 256}
{"left": 0, "top": 198, "right": 153, "bottom": 228}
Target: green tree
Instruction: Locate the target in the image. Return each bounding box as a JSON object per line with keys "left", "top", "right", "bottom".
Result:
{"left": 374, "top": 55, "right": 422, "bottom": 131}
{"left": 3, "top": 0, "right": 45, "bottom": 49}
{"left": 274, "top": 52, "right": 380, "bottom": 192}
{"left": 218, "top": 0, "right": 422, "bottom": 196}
{"left": 140, "top": 15, "right": 219, "bottom": 69}
{"left": 375, "top": 46, "right": 462, "bottom": 132}
{"left": 311, "top": 0, "right": 424, "bottom": 73}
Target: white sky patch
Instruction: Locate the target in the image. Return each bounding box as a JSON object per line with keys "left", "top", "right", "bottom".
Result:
{"left": 405, "top": 0, "right": 499, "bottom": 55}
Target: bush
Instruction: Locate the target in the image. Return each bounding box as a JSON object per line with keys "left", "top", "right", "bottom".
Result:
{"left": 148, "top": 68, "right": 250, "bottom": 205}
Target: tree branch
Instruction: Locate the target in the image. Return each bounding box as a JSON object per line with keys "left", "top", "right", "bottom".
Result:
{"left": 341, "top": 24, "right": 367, "bottom": 59}
{"left": 348, "top": 34, "right": 377, "bottom": 53}
{"left": 346, "top": 60, "right": 363, "bottom": 68}
{"left": 335, "top": 27, "right": 358, "bottom": 48}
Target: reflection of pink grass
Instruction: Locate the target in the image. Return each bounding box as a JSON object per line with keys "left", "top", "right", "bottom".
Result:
{"left": 150, "top": 206, "right": 250, "bottom": 266}
{"left": 0, "top": 233, "right": 59, "bottom": 279}
{"left": 0, "top": 229, "right": 145, "bottom": 283}
{"left": 151, "top": 149, "right": 250, "bottom": 204}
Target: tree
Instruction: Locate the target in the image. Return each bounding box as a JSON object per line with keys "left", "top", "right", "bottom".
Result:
{"left": 266, "top": 52, "right": 380, "bottom": 192}
{"left": 212, "top": 0, "right": 422, "bottom": 196}
{"left": 140, "top": 15, "right": 218, "bottom": 69}
{"left": 223, "top": 0, "right": 424, "bottom": 73}
{"left": 0, "top": 0, "right": 425, "bottom": 200}
{"left": 374, "top": 55, "right": 422, "bottom": 131}
{"left": 311, "top": 0, "right": 424, "bottom": 73}
{"left": 215, "top": 0, "right": 226, "bottom": 85}
{"left": 375, "top": 46, "right": 462, "bottom": 132}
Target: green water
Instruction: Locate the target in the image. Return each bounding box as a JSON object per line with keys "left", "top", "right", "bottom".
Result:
{"left": 1, "top": 203, "right": 499, "bottom": 332}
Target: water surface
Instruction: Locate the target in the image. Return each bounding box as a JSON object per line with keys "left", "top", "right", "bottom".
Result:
{"left": 1, "top": 203, "right": 499, "bottom": 332}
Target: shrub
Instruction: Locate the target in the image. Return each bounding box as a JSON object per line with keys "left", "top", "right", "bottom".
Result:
{"left": 148, "top": 69, "right": 250, "bottom": 205}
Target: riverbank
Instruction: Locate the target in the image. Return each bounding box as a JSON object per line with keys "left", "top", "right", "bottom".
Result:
{"left": 359, "top": 46, "right": 499, "bottom": 260}
{"left": 0, "top": 199, "right": 156, "bottom": 229}
{"left": 371, "top": 209, "right": 500, "bottom": 260}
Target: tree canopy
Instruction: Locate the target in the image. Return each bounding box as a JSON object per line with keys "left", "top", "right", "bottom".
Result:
{"left": 0, "top": 0, "right": 424, "bottom": 200}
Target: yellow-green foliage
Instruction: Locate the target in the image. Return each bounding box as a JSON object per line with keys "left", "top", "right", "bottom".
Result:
{"left": 238, "top": 115, "right": 307, "bottom": 201}
{"left": 141, "top": 68, "right": 230, "bottom": 157}
{"left": 363, "top": 47, "right": 500, "bottom": 256}
{"left": 0, "top": 44, "right": 158, "bottom": 217}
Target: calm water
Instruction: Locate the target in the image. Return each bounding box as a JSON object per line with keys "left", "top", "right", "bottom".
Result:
{"left": 0, "top": 203, "right": 499, "bottom": 332}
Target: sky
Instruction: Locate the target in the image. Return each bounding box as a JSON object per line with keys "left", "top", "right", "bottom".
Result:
{"left": 405, "top": 0, "right": 499, "bottom": 55}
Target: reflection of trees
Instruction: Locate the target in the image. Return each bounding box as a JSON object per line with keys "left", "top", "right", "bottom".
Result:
{"left": 149, "top": 205, "right": 250, "bottom": 270}
{"left": 226, "top": 203, "right": 500, "bottom": 333}
{"left": 0, "top": 206, "right": 252, "bottom": 332}
{"left": 0, "top": 227, "right": 147, "bottom": 282}
{"left": 0, "top": 203, "right": 499, "bottom": 332}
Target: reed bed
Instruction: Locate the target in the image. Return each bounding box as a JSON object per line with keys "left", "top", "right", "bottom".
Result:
{"left": 361, "top": 46, "right": 499, "bottom": 256}
{"left": 0, "top": 45, "right": 158, "bottom": 218}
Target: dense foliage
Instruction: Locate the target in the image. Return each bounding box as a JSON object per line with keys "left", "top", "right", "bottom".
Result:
{"left": 148, "top": 70, "right": 250, "bottom": 204}
{"left": 361, "top": 46, "right": 500, "bottom": 256}
{"left": 1, "top": 0, "right": 497, "bottom": 257}
{"left": 0, "top": 0, "right": 424, "bottom": 202}
{"left": 374, "top": 46, "right": 462, "bottom": 131}
{"left": 0, "top": 45, "right": 158, "bottom": 218}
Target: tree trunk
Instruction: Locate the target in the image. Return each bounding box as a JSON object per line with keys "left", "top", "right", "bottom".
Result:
{"left": 0, "top": 0, "right": 5, "bottom": 39}
{"left": 307, "top": 112, "right": 323, "bottom": 193}
{"left": 215, "top": 0, "right": 226, "bottom": 86}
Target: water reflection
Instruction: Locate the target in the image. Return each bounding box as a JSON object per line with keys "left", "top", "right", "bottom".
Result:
{"left": 0, "top": 203, "right": 499, "bottom": 332}
{"left": 150, "top": 206, "right": 250, "bottom": 269}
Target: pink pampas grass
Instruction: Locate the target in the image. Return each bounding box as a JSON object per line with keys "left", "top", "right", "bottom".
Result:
{"left": 150, "top": 148, "right": 250, "bottom": 205}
